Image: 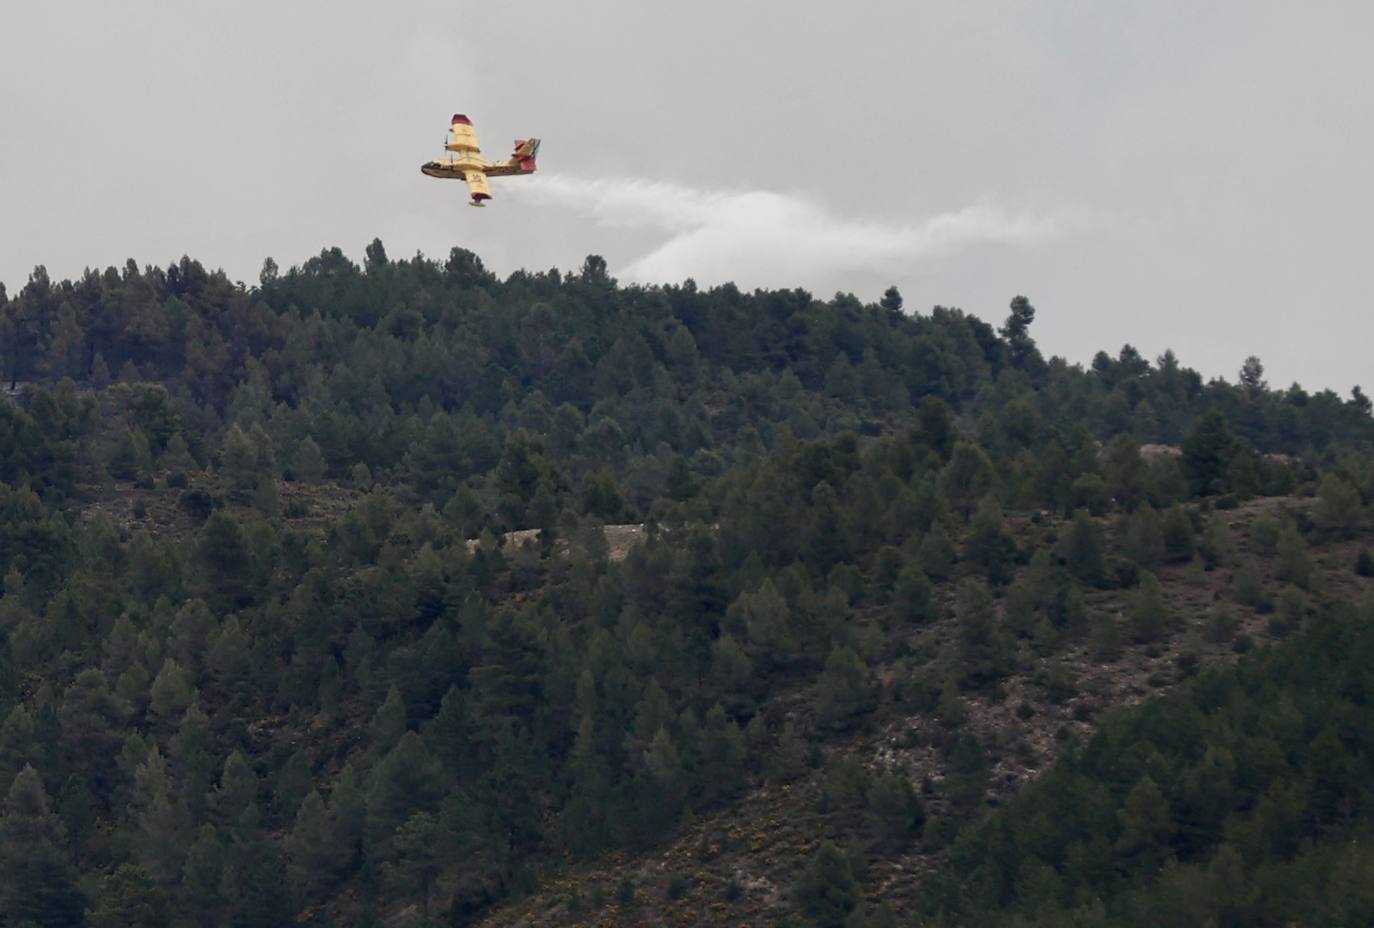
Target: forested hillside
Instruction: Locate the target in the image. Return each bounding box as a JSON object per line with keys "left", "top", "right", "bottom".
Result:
{"left": 0, "top": 244, "right": 1370, "bottom": 927}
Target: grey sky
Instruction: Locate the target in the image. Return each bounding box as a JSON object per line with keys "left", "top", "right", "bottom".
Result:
{"left": 2, "top": 1, "right": 1370, "bottom": 394}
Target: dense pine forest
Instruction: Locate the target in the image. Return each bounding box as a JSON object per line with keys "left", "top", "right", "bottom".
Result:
{"left": 0, "top": 243, "right": 1371, "bottom": 927}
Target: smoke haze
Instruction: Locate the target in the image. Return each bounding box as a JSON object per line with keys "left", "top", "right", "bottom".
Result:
{"left": 512, "top": 174, "right": 1092, "bottom": 291}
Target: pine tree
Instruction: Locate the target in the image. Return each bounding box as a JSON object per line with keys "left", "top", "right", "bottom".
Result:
{"left": 804, "top": 481, "right": 846, "bottom": 572}
{"left": 916, "top": 521, "right": 957, "bottom": 582}
{"left": 0, "top": 765, "right": 85, "bottom": 927}
{"left": 708, "top": 634, "right": 757, "bottom": 716}
{"left": 1122, "top": 503, "right": 1165, "bottom": 568}
{"left": 1090, "top": 611, "right": 1123, "bottom": 662}
{"left": 1198, "top": 514, "right": 1237, "bottom": 569}
{"left": 1115, "top": 774, "right": 1175, "bottom": 872}
{"left": 1181, "top": 411, "right": 1237, "bottom": 496}
{"left": 89, "top": 864, "right": 169, "bottom": 928}
{"left": 226, "top": 841, "right": 295, "bottom": 928}
{"left": 947, "top": 733, "right": 990, "bottom": 813}
{"left": 57, "top": 775, "right": 95, "bottom": 859}
{"left": 1204, "top": 603, "right": 1240, "bottom": 644}
{"left": 819, "top": 753, "right": 870, "bottom": 812}
{"left": 127, "top": 747, "right": 193, "bottom": 886}
{"left": 1000, "top": 295, "right": 1043, "bottom": 375}
{"left": 198, "top": 511, "right": 251, "bottom": 608}
{"left": 1161, "top": 504, "right": 1196, "bottom": 563}
{"left": 865, "top": 770, "right": 924, "bottom": 850}
{"left": 91, "top": 353, "right": 112, "bottom": 389}
{"left": 274, "top": 750, "right": 313, "bottom": 820}
{"left": 814, "top": 646, "right": 877, "bottom": 731}
{"left": 964, "top": 495, "right": 1016, "bottom": 586}
{"left": 1239, "top": 355, "right": 1267, "bottom": 396}
{"left": 169, "top": 599, "right": 216, "bottom": 676}
{"left": 1308, "top": 472, "right": 1363, "bottom": 536}
{"left": 1128, "top": 572, "right": 1169, "bottom": 643}
{"left": 147, "top": 657, "right": 193, "bottom": 728}
{"left": 1205, "top": 842, "right": 1259, "bottom": 926}
{"left": 217, "top": 424, "right": 266, "bottom": 505}
{"left": 940, "top": 441, "right": 995, "bottom": 520}
{"left": 180, "top": 824, "right": 226, "bottom": 924}
{"left": 426, "top": 686, "right": 473, "bottom": 781}
{"left": 383, "top": 811, "right": 446, "bottom": 916}
{"left": 766, "top": 720, "right": 811, "bottom": 784}
{"left": 168, "top": 702, "right": 215, "bottom": 818}
{"left": 736, "top": 579, "right": 800, "bottom": 670}
{"left": 287, "top": 789, "right": 348, "bottom": 895}
{"left": 206, "top": 614, "right": 251, "bottom": 697}
{"left": 292, "top": 436, "right": 327, "bottom": 482}
{"left": 369, "top": 684, "right": 407, "bottom": 757}
{"left": 1249, "top": 512, "right": 1282, "bottom": 555}
{"left": 1058, "top": 510, "right": 1106, "bottom": 587}
{"left": 0, "top": 705, "right": 44, "bottom": 789}
{"left": 1103, "top": 435, "right": 1146, "bottom": 511}
{"left": 1231, "top": 561, "right": 1272, "bottom": 613}
{"left": 1276, "top": 524, "right": 1313, "bottom": 589}
{"left": 793, "top": 841, "right": 860, "bottom": 928}
{"left": 893, "top": 562, "right": 936, "bottom": 624}
{"left": 59, "top": 668, "right": 131, "bottom": 796}
{"left": 365, "top": 731, "right": 445, "bottom": 850}
{"left": 1225, "top": 450, "right": 1259, "bottom": 498}
{"left": 698, "top": 704, "right": 748, "bottom": 803}
{"left": 955, "top": 579, "right": 1015, "bottom": 687}
{"left": 936, "top": 674, "right": 967, "bottom": 728}
{"left": 328, "top": 765, "right": 367, "bottom": 872}
{"left": 636, "top": 727, "right": 686, "bottom": 839}
{"left": 161, "top": 432, "right": 195, "bottom": 472}
{"left": 562, "top": 717, "right": 614, "bottom": 855}
{"left": 666, "top": 325, "right": 701, "bottom": 381}
{"left": 209, "top": 751, "right": 259, "bottom": 833}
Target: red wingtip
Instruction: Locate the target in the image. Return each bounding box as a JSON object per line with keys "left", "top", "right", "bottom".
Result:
{"left": 451, "top": 114, "right": 472, "bottom": 126}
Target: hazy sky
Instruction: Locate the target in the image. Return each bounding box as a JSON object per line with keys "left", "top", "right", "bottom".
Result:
{"left": 2, "top": 1, "right": 1370, "bottom": 394}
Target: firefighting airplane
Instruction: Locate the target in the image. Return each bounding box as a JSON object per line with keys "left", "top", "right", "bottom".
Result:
{"left": 420, "top": 114, "right": 540, "bottom": 207}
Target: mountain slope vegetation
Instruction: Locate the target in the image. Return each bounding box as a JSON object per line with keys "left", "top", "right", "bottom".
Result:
{"left": 0, "top": 244, "right": 1370, "bottom": 926}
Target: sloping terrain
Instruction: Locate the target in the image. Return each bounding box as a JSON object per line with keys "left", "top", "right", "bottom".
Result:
{"left": 0, "top": 253, "right": 1371, "bottom": 927}
{"left": 475, "top": 497, "right": 1374, "bottom": 928}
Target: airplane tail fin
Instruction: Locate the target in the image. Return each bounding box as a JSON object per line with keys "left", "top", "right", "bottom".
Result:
{"left": 512, "top": 138, "right": 540, "bottom": 172}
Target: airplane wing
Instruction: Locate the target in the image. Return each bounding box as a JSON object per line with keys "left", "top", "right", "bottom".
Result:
{"left": 446, "top": 114, "right": 482, "bottom": 158}
{"left": 464, "top": 171, "right": 492, "bottom": 205}
{"left": 444, "top": 115, "right": 492, "bottom": 204}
